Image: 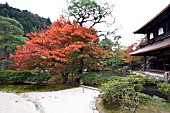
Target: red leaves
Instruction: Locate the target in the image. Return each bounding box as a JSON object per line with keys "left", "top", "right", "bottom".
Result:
{"left": 25, "top": 32, "right": 38, "bottom": 39}
{"left": 124, "top": 38, "right": 144, "bottom": 63}
{"left": 11, "top": 17, "right": 104, "bottom": 71}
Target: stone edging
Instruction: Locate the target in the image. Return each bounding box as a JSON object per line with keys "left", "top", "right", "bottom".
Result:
{"left": 20, "top": 93, "right": 45, "bottom": 113}
{"left": 96, "top": 97, "right": 105, "bottom": 113}
{"left": 80, "top": 85, "right": 105, "bottom": 113}
{"left": 80, "top": 85, "right": 100, "bottom": 91}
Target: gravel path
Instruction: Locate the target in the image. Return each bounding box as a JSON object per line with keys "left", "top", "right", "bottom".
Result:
{"left": 0, "top": 92, "right": 40, "bottom": 113}
{"left": 0, "top": 87, "right": 99, "bottom": 113}
{"left": 21, "top": 87, "right": 100, "bottom": 113}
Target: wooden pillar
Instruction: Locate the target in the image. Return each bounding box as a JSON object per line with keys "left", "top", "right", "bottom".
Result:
{"left": 166, "top": 22, "right": 169, "bottom": 32}
{"left": 147, "top": 33, "right": 150, "bottom": 43}
{"left": 144, "top": 55, "right": 146, "bottom": 71}
{"left": 163, "top": 51, "right": 166, "bottom": 72}
{"left": 156, "top": 55, "right": 159, "bottom": 70}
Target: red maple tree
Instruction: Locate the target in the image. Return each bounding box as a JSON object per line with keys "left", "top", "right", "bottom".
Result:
{"left": 11, "top": 17, "right": 105, "bottom": 83}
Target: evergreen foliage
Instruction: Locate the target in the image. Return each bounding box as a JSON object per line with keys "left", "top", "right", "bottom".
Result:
{"left": 100, "top": 38, "right": 114, "bottom": 51}
{"left": 157, "top": 82, "right": 170, "bottom": 102}
{"left": 99, "top": 37, "right": 126, "bottom": 70}
{"left": 0, "top": 2, "right": 52, "bottom": 33}
{"left": 0, "top": 16, "right": 25, "bottom": 70}
{"left": 101, "top": 75, "right": 154, "bottom": 110}
{"left": 66, "top": 0, "right": 116, "bottom": 36}
{"left": 0, "top": 70, "right": 51, "bottom": 84}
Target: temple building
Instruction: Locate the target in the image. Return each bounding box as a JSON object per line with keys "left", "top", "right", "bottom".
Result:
{"left": 130, "top": 4, "right": 170, "bottom": 74}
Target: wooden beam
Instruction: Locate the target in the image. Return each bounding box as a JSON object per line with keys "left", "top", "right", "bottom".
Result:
{"left": 163, "top": 51, "right": 166, "bottom": 72}
{"left": 144, "top": 55, "right": 147, "bottom": 71}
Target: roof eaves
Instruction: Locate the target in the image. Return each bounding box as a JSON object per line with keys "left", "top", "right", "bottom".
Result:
{"left": 134, "top": 4, "right": 170, "bottom": 34}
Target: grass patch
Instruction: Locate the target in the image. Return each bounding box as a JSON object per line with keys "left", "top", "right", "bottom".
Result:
{"left": 100, "top": 94, "right": 170, "bottom": 113}
{"left": 0, "top": 83, "right": 78, "bottom": 93}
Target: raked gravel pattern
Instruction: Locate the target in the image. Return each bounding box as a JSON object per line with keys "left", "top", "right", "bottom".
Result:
{"left": 21, "top": 87, "right": 100, "bottom": 113}
{"left": 0, "top": 92, "right": 40, "bottom": 113}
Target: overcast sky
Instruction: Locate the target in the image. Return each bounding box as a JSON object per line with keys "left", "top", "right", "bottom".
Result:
{"left": 0, "top": 0, "right": 170, "bottom": 46}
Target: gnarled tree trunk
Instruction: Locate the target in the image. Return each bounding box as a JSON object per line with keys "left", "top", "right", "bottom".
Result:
{"left": 1, "top": 48, "right": 10, "bottom": 71}
{"left": 61, "top": 72, "right": 70, "bottom": 84}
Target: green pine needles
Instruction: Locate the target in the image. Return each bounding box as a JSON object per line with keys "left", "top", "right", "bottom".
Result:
{"left": 0, "top": 16, "right": 25, "bottom": 70}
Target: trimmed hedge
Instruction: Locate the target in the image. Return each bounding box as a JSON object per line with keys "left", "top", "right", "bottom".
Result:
{"left": 157, "top": 82, "right": 170, "bottom": 102}
{"left": 80, "top": 72, "right": 101, "bottom": 85}
{"left": 0, "top": 73, "right": 8, "bottom": 83}
{"left": 101, "top": 75, "right": 155, "bottom": 110}
{"left": 27, "top": 71, "right": 51, "bottom": 84}
{"left": 0, "top": 70, "right": 51, "bottom": 84}
{"left": 0, "top": 70, "right": 32, "bottom": 83}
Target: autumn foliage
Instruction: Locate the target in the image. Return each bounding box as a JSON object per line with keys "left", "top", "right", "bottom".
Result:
{"left": 124, "top": 43, "right": 138, "bottom": 63}
{"left": 11, "top": 17, "right": 105, "bottom": 75}
{"left": 123, "top": 38, "right": 145, "bottom": 70}
{"left": 124, "top": 38, "right": 146, "bottom": 63}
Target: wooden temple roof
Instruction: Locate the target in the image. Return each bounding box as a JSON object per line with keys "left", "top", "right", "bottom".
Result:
{"left": 134, "top": 4, "right": 170, "bottom": 34}
{"left": 130, "top": 37, "right": 170, "bottom": 56}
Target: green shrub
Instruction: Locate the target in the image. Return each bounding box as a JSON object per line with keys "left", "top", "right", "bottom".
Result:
{"left": 101, "top": 81, "right": 139, "bottom": 109}
{"left": 0, "top": 72, "right": 8, "bottom": 83}
{"left": 138, "top": 93, "right": 152, "bottom": 104}
{"left": 157, "top": 82, "right": 170, "bottom": 102}
{"left": 27, "top": 71, "right": 51, "bottom": 84}
{"left": 0, "top": 70, "right": 32, "bottom": 83}
{"left": 80, "top": 72, "right": 101, "bottom": 85}
{"left": 127, "top": 75, "right": 154, "bottom": 91}
{"left": 101, "top": 75, "right": 155, "bottom": 110}
{"left": 0, "top": 70, "right": 50, "bottom": 84}
{"left": 107, "top": 76, "right": 124, "bottom": 83}
{"left": 127, "top": 75, "right": 154, "bottom": 85}
{"left": 54, "top": 75, "right": 63, "bottom": 83}
{"left": 8, "top": 70, "right": 32, "bottom": 83}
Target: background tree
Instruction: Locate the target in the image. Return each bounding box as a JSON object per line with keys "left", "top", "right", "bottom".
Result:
{"left": 124, "top": 39, "right": 144, "bottom": 70}
{"left": 65, "top": 0, "right": 116, "bottom": 35}
{"left": 99, "top": 37, "right": 114, "bottom": 69}
{"left": 111, "top": 49, "right": 126, "bottom": 69}
{"left": 0, "top": 16, "right": 25, "bottom": 71}
{"left": 111, "top": 36, "right": 126, "bottom": 69}
{"left": 65, "top": 0, "right": 116, "bottom": 72}
{"left": 0, "top": 3, "right": 52, "bottom": 33}
{"left": 99, "top": 36, "right": 126, "bottom": 70}
{"left": 100, "top": 37, "right": 113, "bottom": 51}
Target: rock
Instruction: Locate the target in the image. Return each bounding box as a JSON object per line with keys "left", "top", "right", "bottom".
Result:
{"left": 130, "top": 107, "right": 135, "bottom": 111}
{"left": 153, "top": 95, "right": 160, "bottom": 100}
{"left": 122, "top": 66, "right": 129, "bottom": 77}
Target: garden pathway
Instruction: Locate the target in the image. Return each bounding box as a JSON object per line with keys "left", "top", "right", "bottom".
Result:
{"left": 0, "top": 92, "right": 40, "bottom": 113}
{"left": 0, "top": 87, "right": 99, "bottom": 113}
{"left": 21, "top": 87, "right": 99, "bottom": 113}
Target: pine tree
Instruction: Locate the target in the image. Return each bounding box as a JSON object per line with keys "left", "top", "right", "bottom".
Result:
{"left": 0, "top": 16, "right": 25, "bottom": 71}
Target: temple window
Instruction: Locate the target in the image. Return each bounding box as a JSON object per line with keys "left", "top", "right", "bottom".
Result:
{"left": 150, "top": 33, "right": 154, "bottom": 39}
{"left": 158, "top": 27, "right": 164, "bottom": 35}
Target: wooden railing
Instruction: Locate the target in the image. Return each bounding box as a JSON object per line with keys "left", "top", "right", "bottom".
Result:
{"left": 139, "top": 63, "right": 165, "bottom": 74}
{"left": 145, "top": 69, "right": 165, "bottom": 74}
{"left": 139, "top": 31, "right": 170, "bottom": 48}
{"left": 149, "top": 31, "right": 170, "bottom": 44}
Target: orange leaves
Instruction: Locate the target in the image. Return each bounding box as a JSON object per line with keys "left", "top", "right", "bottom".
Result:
{"left": 63, "top": 41, "right": 86, "bottom": 55}
{"left": 70, "top": 25, "right": 98, "bottom": 42}
{"left": 25, "top": 32, "right": 38, "bottom": 39}
{"left": 124, "top": 41, "right": 142, "bottom": 63}
{"left": 11, "top": 17, "right": 104, "bottom": 71}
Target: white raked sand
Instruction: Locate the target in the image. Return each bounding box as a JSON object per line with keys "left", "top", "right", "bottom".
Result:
{"left": 0, "top": 87, "right": 99, "bottom": 113}
{"left": 0, "top": 92, "right": 40, "bottom": 113}
{"left": 21, "top": 87, "right": 100, "bottom": 113}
